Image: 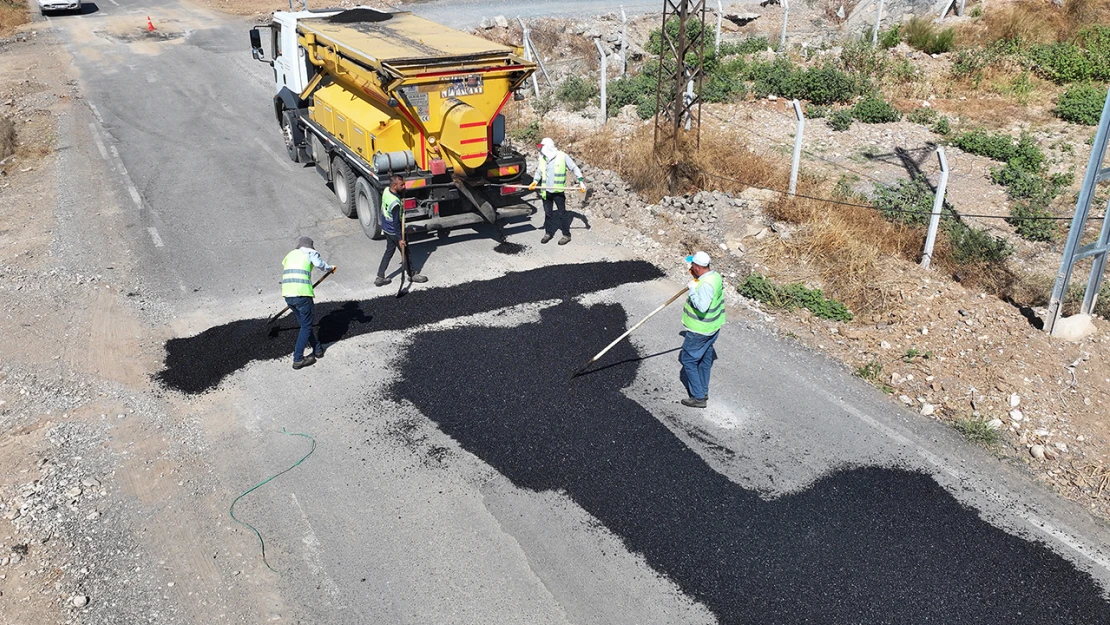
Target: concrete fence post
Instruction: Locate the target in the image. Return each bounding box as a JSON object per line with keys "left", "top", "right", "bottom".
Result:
{"left": 620, "top": 6, "right": 628, "bottom": 76}
{"left": 715, "top": 0, "right": 723, "bottom": 55}
{"left": 871, "top": 0, "right": 885, "bottom": 47}
{"left": 779, "top": 0, "right": 789, "bottom": 51}
{"left": 789, "top": 99, "right": 804, "bottom": 196}
{"left": 920, "top": 148, "right": 949, "bottom": 269}
{"left": 594, "top": 38, "right": 608, "bottom": 124}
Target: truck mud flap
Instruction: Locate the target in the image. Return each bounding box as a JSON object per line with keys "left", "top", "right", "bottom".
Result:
{"left": 453, "top": 180, "right": 498, "bottom": 225}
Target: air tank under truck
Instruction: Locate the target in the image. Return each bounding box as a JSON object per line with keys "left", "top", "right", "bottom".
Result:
{"left": 249, "top": 7, "right": 538, "bottom": 240}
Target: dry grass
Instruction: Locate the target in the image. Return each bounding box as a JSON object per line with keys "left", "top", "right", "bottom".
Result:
{"left": 960, "top": 0, "right": 1110, "bottom": 45}
{"left": 0, "top": 0, "right": 29, "bottom": 36}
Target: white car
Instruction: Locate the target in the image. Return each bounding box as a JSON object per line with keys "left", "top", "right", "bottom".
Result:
{"left": 38, "top": 0, "right": 81, "bottom": 14}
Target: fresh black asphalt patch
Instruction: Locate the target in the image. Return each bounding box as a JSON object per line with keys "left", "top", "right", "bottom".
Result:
{"left": 390, "top": 300, "right": 1110, "bottom": 624}
{"left": 157, "top": 260, "right": 663, "bottom": 394}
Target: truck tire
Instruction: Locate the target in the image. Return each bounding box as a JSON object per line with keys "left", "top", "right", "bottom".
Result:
{"left": 281, "top": 110, "right": 303, "bottom": 163}
{"left": 354, "top": 177, "right": 384, "bottom": 240}
{"left": 331, "top": 156, "right": 357, "bottom": 218}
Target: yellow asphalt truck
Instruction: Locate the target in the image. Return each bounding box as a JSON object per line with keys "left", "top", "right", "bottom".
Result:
{"left": 248, "top": 6, "right": 538, "bottom": 239}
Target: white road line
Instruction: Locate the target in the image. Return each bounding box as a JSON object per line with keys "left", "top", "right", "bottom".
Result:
{"left": 254, "top": 137, "right": 294, "bottom": 172}
{"left": 87, "top": 102, "right": 104, "bottom": 123}
{"left": 107, "top": 144, "right": 145, "bottom": 210}
{"left": 108, "top": 0, "right": 119, "bottom": 5}
{"left": 290, "top": 493, "right": 341, "bottom": 599}
{"left": 146, "top": 227, "right": 164, "bottom": 248}
{"left": 88, "top": 123, "right": 109, "bottom": 160}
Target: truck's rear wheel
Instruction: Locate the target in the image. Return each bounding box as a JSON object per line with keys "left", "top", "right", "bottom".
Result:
{"left": 354, "top": 177, "right": 384, "bottom": 240}
{"left": 331, "top": 157, "right": 357, "bottom": 218}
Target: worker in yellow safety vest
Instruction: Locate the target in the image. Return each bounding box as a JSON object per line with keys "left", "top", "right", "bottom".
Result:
{"left": 281, "top": 236, "right": 335, "bottom": 369}
{"left": 679, "top": 251, "right": 726, "bottom": 408}
{"left": 528, "top": 137, "right": 586, "bottom": 246}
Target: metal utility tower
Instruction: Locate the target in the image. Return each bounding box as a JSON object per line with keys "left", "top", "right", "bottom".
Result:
{"left": 652, "top": 0, "right": 708, "bottom": 193}
{"left": 1045, "top": 87, "right": 1110, "bottom": 334}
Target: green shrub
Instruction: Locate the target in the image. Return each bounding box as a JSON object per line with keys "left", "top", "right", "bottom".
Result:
{"left": 509, "top": 119, "right": 541, "bottom": 145}
{"left": 953, "top": 128, "right": 1019, "bottom": 162}
{"left": 703, "top": 72, "right": 749, "bottom": 103}
{"left": 906, "top": 107, "right": 938, "bottom": 125}
{"left": 1030, "top": 26, "right": 1110, "bottom": 84}
{"left": 607, "top": 73, "right": 658, "bottom": 118}
{"left": 1055, "top": 83, "right": 1107, "bottom": 126}
{"left": 840, "top": 38, "right": 889, "bottom": 78}
{"left": 805, "top": 103, "right": 830, "bottom": 118}
{"left": 738, "top": 275, "right": 853, "bottom": 321}
{"left": 827, "top": 109, "right": 853, "bottom": 131}
{"left": 852, "top": 96, "right": 902, "bottom": 123}
{"left": 855, "top": 360, "right": 883, "bottom": 382}
{"left": 872, "top": 175, "right": 948, "bottom": 226}
{"left": 878, "top": 24, "right": 901, "bottom": 50}
{"left": 719, "top": 36, "right": 770, "bottom": 56}
{"left": 903, "top": 16, "right": 955, "bottom": 55}
{"left": 932, "top": 116, "right": 951, "bottom": 135}
{"left": 746, "top": 56, "right": 798, "bottom": 98}
{"left": 791, "top": 65, "right": 859, "bottom": 104}
{"left": 646, "top": 17, "right": 710, "bottom": 55}
{"left": 557, "top": 75, "right": 599, "bottom": 111}
{"left": 1007, "top": 202, "right": 1060, "bottom": 242}
{"left": 947, "top": 222, "right": 1013, "bottom": 264}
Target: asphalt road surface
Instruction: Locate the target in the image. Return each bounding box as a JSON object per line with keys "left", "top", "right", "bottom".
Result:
{"left": 35, "top": 1, "right": 1110, "bottom": 624}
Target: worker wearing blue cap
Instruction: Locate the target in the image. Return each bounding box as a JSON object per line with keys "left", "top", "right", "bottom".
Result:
{"left": 680, "top": 251, "right": 725, "bottom": 408}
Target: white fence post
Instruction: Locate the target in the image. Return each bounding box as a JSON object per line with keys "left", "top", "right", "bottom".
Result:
{"left": 789, "top": 99, "right": 804, "bottom": 196}
{"left": 620, "top": 6, "right": 628, "bottom": 76}
{"left": 871, "top": 0, "right": 885, "bottom": 46}
{"left": 920, "top": 148, "right": 949, "bottom": 269}
{"left": 715, "top": 0, "right": 723, "bottom": 55}
{"left": 518, "top": 18, "right": 541, "bottom": 98}
{"left": 594, "top": 38, "right": 608, "bottom": 124}
{"left": 779, "top": 0, "right": 789, "bottom": 51}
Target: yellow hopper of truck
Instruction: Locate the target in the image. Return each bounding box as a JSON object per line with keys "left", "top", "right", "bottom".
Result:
{"left": 249, "top": 7, "right": 537, "bottom": 239}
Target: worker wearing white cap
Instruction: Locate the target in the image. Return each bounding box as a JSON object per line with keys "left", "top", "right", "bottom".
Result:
{"left": 528, "top": 137, "right": 586, "bottom": 245}
{"left": 679, "top": 251, "right": 726, "bottom": 408}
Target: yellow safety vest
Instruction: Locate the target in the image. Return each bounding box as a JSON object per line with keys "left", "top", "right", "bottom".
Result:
{"left": 281, "top": 249, "right": 315, "bottom": 298}
{"left": 682, "top": 271, "right": 726, "bottom": 334}
{"left": 538, "top": 153, "right": 568, "bottom": 199}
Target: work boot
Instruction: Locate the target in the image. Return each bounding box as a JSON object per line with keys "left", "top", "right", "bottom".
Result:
{"left": 409, "top": 274, "right": 428, "bottom": 283}
{"left": 540, "top": 234, "right": 553, "bottom": 244}
{"left": 681, "top": 397, "right": 707, "bottom": 409}
{"left": 313, "top": 345, "right": 326, "bottom": 359}
{"left": 558, "top": 235, "right": 571, "bottom": 245}
{"left": 292, "top": 355, "right": 317, "bottom": 370}
{"left": 374, "top": 276, "right": 392, "bottom": 287}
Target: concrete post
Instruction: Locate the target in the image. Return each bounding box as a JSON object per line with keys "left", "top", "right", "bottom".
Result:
{"left": 920, "top": 148, "right": 949, "bottom": 269}
{"left": 871, "top": 0, "right": 885, "bottom": 47}
{"left": 789, "top": 99, "right": 804, "bottom": 196}
{"left": 715, "top": 0, "right": 723, "bottom": 56}
{"left": 779, "top": 0, "right": 789, "bottom": 51}
{"left": 594, "top": 38, "right": 608, "bottom": 124}
{"left": 620, "top": 6, "right": 628, "bottom": 76}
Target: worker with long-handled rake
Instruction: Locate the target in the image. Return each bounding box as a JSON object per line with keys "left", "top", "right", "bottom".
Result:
{"left": 278, "top": 236, "right": 336, "bottom": 370}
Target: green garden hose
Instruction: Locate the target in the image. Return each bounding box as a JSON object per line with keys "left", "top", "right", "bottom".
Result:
{"left": 229, "top": 427, "right": 317, "bottom": 572}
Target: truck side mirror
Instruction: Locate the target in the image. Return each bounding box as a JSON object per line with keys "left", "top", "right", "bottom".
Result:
{"left": 249, "top": 28, "right": 266, "bottom": 62}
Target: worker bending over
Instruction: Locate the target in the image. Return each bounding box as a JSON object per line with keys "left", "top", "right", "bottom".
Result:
{"left": 281, "top": 236, "right": 335, "bottom": 370}
{"left": 528, "top": 137, "right": 586, "bottom": 246}
{"left": 679, "top": 251, "right": 726, "bottom": 408}
{"left": 376, "top": 174, "right": 428, "bottom": 287}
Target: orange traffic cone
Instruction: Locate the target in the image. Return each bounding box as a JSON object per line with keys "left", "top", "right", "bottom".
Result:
{"left": 147, "top": 16, "right": 155, "bottom": 32}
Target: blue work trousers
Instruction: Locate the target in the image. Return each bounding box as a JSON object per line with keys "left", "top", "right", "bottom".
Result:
{"left": 680, "top": 330, "right": 719, "bottom": 401}
{"left": 285, "top": 296, "right": 319, "bottom": 363}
